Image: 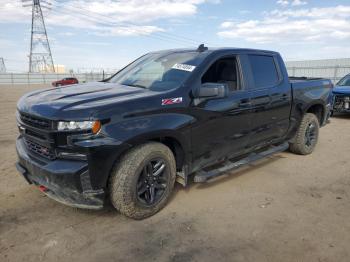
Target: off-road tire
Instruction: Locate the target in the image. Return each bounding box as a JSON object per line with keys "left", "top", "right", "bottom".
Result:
{"left": 289, "top": 113, "right": 320, "bottom": 155}
{"left": 108, "top": 142, "right": 176, "bottom": 219}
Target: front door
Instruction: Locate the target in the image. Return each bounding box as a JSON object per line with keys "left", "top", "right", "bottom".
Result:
{"left": 190, "top": 55, "right": 252, "bottom": 172}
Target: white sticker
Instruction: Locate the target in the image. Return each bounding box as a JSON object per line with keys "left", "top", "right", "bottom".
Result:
{"left": 172, "top": 63, "right": 196, "bottom": 72}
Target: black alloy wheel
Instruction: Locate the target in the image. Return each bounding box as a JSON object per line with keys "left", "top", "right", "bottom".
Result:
{"left": 136, "top": 158, "right": 168, "bottom": 206}
{"left": 305, "top": 122, "right": 317, "bottom": 147}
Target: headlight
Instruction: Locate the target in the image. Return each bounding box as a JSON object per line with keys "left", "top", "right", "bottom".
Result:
{"left": 57, "top": 120, "right": 101, "bottom": 134}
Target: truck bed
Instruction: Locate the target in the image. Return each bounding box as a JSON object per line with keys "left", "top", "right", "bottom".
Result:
{"left": 289, "top": 77, "right": 332, "bottom": 89}
{"left": 289, "top": 76, "right": 325, "bottom": 82}
{"left": 289, "top": 76, "right": 333, "bottom": 127}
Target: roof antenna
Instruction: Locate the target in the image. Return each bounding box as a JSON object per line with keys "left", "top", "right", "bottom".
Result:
{"left": 197, "top": 44, "right": 208, "bottom": 52}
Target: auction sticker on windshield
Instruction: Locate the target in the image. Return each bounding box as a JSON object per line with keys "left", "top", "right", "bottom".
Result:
{"left": 172, "top": 63, "right": 196, "bottom": 72}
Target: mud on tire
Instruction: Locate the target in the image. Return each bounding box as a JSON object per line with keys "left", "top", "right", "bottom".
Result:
{"left": 108, "top": 142, "right": 176, "bottom": 220}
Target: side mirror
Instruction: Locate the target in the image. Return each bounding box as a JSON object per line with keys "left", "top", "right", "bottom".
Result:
{"left": 197, "top": 83, "right": 228, "bottom": 99}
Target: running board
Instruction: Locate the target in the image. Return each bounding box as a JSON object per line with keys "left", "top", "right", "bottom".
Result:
{"left": 193, "top": 143, "right": 289, "bottom": 183}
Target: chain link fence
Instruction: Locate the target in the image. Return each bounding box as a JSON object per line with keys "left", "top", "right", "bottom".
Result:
{"left": 1, "top": 65, "right": 350, "bottom": 86}
{"left": 286, "top": 66, "right": 350, "bottom": 84}
{"left": 286, "top": 58, "right": 350, "bottom": 84}
{"left": 0, "top": 72, "right": 115, "bottom": 86}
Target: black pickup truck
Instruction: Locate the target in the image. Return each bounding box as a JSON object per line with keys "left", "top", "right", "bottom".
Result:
{"left": 16, "top": 45, "right": 333, "bottom": 219}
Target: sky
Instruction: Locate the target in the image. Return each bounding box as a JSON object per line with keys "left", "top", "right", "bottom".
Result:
{"left": 0, "top": 0, "right": 350, "bottom": 72}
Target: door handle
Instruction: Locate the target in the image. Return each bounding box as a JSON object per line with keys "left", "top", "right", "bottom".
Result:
{"left": 281, "top": 94, "right": 288, "bottom": 100}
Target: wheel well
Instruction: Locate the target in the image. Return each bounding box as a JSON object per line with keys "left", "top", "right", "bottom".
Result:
{"left": 151, "top": 137, "right": 185, "bottom": 172}
{"left": 307, "top": 104, "right": 324, "bottom": 124}
{"left": 106, "top": 137, "right": 186, "bottom": 190}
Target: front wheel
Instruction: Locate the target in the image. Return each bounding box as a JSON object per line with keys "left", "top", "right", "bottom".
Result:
{"left": 108, "top": 142, "right": 176, "bottom": 219}
{"left": 289, "top": 113, "right": 320, "bottom": 155}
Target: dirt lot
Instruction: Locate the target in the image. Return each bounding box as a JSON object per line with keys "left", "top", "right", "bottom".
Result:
{"left": 1, "top": 85, "right": 350, "bottom": 262}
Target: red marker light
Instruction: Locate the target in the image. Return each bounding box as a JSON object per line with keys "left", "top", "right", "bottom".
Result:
{"left": 38, "top": 185, "right": 48, "bottom": 192}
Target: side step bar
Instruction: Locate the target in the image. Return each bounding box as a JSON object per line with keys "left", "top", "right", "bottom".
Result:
{"left": 193, "top": 142, "right": 289, "bottom": 183}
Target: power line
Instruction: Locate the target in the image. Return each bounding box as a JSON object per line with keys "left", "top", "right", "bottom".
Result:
{"left": 3, "top": 58, "right": 26, "bottom": 63}
{"left": 51, "top": 0, "right": 200, "bottom": 44}
{"left": 49, "top": 0, "right": 207, "bottom": 46}
{"left": 47, "top": 7, "right": 194, "bottom": 46}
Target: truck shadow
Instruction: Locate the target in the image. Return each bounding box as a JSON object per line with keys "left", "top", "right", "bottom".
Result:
{"left": 331, "top": 113, "right": 350, "bottom": 119}
{"left": 67, "top": 153, "right": 283, "bottom": 218}
{"left": 173, "top": 153, "right": 286, "bottom": 194}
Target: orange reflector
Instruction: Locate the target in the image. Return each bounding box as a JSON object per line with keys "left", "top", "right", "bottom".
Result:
{"left": 92, "top": 120, "right": 101, "bottom": 134}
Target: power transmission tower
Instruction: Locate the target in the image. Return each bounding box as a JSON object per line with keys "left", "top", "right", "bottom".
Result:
{"left": 0, "top": 58, "right": 6, "bottom": 73}
{"left": 23, "top": 0, "right": 55, "bottom": 73}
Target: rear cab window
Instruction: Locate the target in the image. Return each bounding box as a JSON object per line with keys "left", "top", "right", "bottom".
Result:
{"left": 248, "top": 55, "right": 280, "bottom": 89}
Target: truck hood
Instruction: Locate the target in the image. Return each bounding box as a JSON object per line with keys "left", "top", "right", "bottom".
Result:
{"left": 333, "top": 85, "right": 350, "bottom": 95}
{"left": 17, "top": 82, "right": 155, "bottom": 119}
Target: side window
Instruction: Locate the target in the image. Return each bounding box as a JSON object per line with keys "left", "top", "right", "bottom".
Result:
{"left": 201, "top": 57, "right": 240, "bottom": 92}
{"left": 248, "top": 55, "right": 279, "bottom": 89}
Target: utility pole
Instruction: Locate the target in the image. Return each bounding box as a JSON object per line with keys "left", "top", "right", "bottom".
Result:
{"left": 0, "top": 58, "right": 6, "bottom": 73}
{"left": 22, "top": 0, "right": 55, "bottom": 73}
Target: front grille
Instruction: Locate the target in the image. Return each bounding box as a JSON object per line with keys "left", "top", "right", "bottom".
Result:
{"left": 334, "top": 95, "right": 349, "bottom": 110}
{"left": 25, "top": 139, "right": 56, "bottom": 160}
{"left": 20, "top": 113, "right": 52, "bottom": 130}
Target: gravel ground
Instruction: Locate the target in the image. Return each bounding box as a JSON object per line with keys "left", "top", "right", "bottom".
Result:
{"left": 1, "top": 85, "right": 350, "bottom": 262}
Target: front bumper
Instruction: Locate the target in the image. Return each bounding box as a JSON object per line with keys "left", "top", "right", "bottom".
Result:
{"left": 332, "top": 94, "right": 350, "bottom": 113}
{"left": 333, "top": 108, "right": 350, "bottom": 113}
{"left": 16, "top": 137, "right": 105, "bottom": 209}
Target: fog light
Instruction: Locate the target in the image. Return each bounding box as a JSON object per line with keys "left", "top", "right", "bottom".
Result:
{"left": 57, "top": 152, "right": 87, "bottom": 160}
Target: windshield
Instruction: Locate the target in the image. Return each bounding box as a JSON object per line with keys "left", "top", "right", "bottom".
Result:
{"left": 108, "top": 51, "right": 204, "bottom": 92}
{"left": 337, "top": 75, "right": 350, "bottom": 87}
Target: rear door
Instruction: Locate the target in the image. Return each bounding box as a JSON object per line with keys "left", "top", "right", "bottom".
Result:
{"left": 244, "top": 54, "right": 292, "bottom": 148}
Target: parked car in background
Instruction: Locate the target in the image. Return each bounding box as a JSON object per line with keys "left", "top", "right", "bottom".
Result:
{"left": 332, "top": 74, "right": 350, "bottom": 114}
{"left": 52, "top": 77, "right": 79, "bottom": 87}
{"left": 16, "top": 46, "right": 333, "bottom": 219}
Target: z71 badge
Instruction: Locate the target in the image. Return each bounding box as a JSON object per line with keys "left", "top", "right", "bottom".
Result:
{"left": 161, "top": 97, "right": 183, "bottom": 105}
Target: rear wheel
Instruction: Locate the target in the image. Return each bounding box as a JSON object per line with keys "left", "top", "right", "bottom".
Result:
{"left": 289, "top": 113, "right": 320, "bottom": 155}
{"left": 108, "top": 142, "right": 176, "bottom": 219}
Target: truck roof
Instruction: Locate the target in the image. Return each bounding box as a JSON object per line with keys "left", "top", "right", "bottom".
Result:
{"left": 151, "top": 47, "right": 280, "bottom": 56}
